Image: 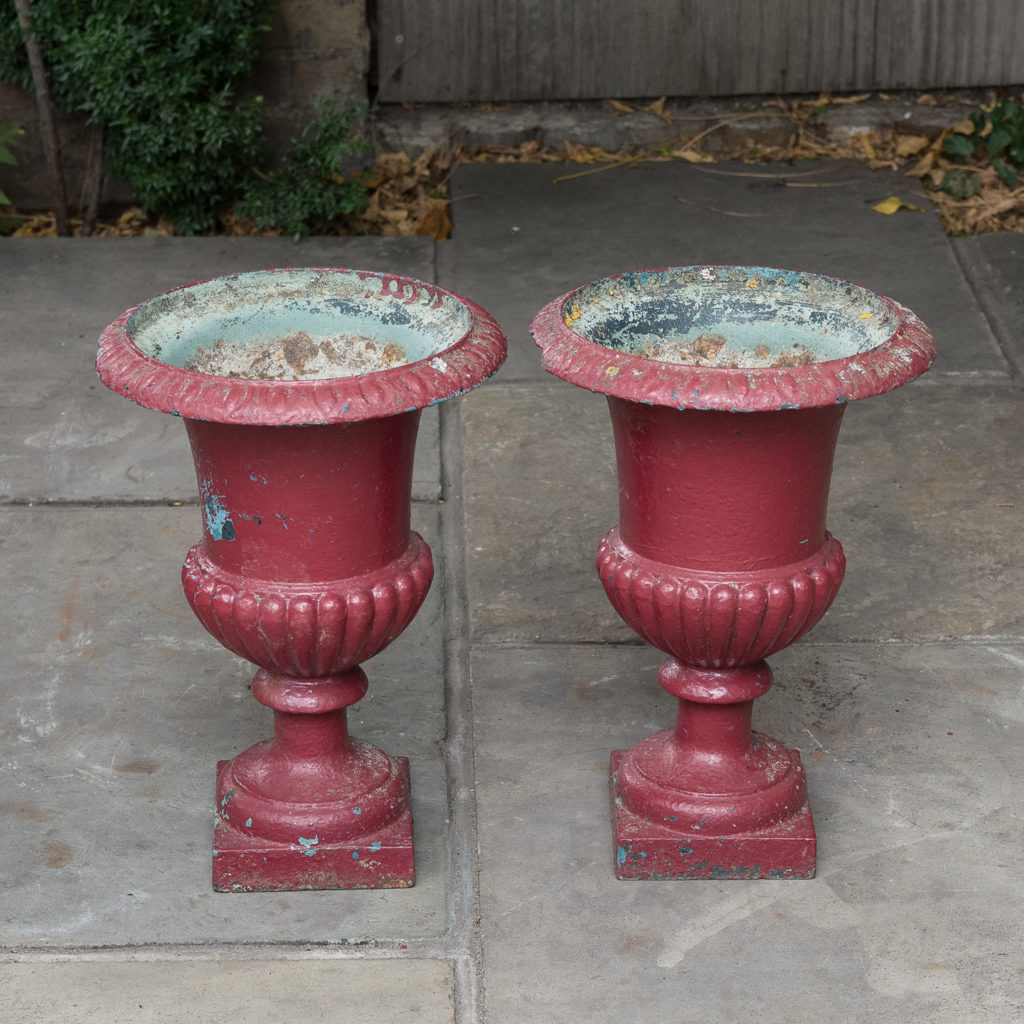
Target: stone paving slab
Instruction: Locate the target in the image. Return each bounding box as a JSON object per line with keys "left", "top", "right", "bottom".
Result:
{"left": 471, "top": 641, "right": 1024, "bottom": 1024}
{"left": 450, "top": 161, "right": 1007, "bottom": 381}
{"left": 0, "top": 504, "right": 448, "bottom": 946}
{"left": 463, "top": 378, "right": 1024, "bottom": 646}
{"left": 953, "top": 232, "right": 1024, "bottom": 378}
{"left": 2, "top": 960, "right": 454, "bottom": 1023}
{"left": 0, "top": 237, "right": 442, "bottom": 502}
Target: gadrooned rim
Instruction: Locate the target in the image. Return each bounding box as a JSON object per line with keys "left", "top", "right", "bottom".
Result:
{"left": 96, "top": 267, "right": 508, "bottom": 425}
{"left": 530, "top": 265, "right": 936, "bottom": 411}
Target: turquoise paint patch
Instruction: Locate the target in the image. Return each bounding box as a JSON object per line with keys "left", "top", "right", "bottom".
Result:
{"left": 245, "top": 818, "right": 253, "bottom": 828}
{"left": 352, "top": 851, "right": 359, "bottom": 860}
{"left": 201, "top": 483, "right": 236, "bottom": 541}
{"left": 298, "top": 834, "right": 319, "bottom": 857}
{"left": 369, "top": 841, "right": 382, "bottom": 852}
{"left": 616, "top": 845, "right": 628, "bottom": 867}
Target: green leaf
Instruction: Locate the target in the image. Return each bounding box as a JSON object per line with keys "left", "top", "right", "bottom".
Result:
{"left": 992, "top": 156, "right": 1018, "bottom": 188}
{"left": 987, "top": 128, "right": 1013, "bottom": 156}
{"left": 942, "top": 134, "right": 975, "bottom": 158}
{"left": 941, "top": 167, "right": 982, "bottom": 200}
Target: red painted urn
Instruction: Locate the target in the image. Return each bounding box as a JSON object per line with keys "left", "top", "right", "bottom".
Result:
{"left": 532, "top": 266, "right": 935, "bottom": 879}
{"left": 97, "top": 268, "right": 506, "bottom": 891}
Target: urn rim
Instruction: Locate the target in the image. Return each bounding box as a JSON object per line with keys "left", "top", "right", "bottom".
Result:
{"left": 530, "top": 265, "right": 936, "bottom": 411}
{"left": 96, "top": 267, "right": 507, "bottom": 425}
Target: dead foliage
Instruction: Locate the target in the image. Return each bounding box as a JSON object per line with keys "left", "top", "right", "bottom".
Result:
{"left": 6, "top": 91, "right": 1022, "bottom": 238}
{"left": 353, "top": 90, "right": 1023, "bottom": 238}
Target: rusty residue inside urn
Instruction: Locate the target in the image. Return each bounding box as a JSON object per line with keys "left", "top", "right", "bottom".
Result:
{"left": 186, "top": 331, "right": 408, "bottom": 380}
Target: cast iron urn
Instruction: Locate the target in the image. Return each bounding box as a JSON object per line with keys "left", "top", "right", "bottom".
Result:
{"left": 531, "top": 265, "right": 935, "bottom": 879}
{"left": 97, "top": 267, "right": 506, "bottom": 891}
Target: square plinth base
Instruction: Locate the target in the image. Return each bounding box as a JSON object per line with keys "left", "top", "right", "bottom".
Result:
{"left": 610, "top": 750, "right": 816, "bottom": 880}
{"left": 212, "top": 758, "right": 415, "bottom": 892}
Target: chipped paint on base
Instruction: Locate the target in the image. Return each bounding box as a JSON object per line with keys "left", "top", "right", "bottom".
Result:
{"left": 610, "top": 751, "right": 816, "bottom": 880}
{"left": 212, "top": 759, "right": 415, "bottom": 892}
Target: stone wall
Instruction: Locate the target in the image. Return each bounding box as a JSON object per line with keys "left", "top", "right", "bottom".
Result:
{"left": 0, "top": 0, "right": 369, "bottom": 212}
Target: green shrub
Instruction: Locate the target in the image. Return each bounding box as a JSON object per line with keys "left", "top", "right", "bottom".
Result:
{"left": 942, "top": 98, "right": 1024, "bottom": 198}
{"left": 0, "top": 0, "right": 274, "bottom": 233}
{"left": 236, "top": 102, "right": 371, "bottom": 239}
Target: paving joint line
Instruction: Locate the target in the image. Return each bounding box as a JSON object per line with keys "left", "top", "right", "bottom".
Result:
{"left": 469, "top": 635, "right": 1024, "bottom": 652}
{"left": 0, "top": 498, "right": 198, "bottom": 508}
{"left": 438, "top": 396, "right": 485, "bottom": 1024}
{"left": 950, "top": 239, "right": 1024, "bottom": 384}
{"left": 0, "top": 497, "right": 442, "bottom": 509}
{"left": 0, "top": 938, "right": 453, "bottom": 964}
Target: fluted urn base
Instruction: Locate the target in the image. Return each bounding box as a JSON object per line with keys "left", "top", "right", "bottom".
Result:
{"left": 598, "top": 527, "right": 843, "bottom": 879}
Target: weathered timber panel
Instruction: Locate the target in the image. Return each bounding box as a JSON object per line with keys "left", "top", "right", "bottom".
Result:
{"left": 376, "top": 0, "right": 1024, "bottom": 102}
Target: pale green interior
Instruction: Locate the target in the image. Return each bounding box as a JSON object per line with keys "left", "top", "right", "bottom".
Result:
{"left": 128, "top": 269, "right": 471, "bottom": 377}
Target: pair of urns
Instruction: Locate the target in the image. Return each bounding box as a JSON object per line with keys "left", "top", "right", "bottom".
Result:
{"left": 96, "top": 264, "right": 934, "bottom": 891}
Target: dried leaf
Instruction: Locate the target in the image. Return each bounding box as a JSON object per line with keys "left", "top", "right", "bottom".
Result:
{"left": 641, "top": 96, "right": 672, "bottom": 122}
{"left": 12, "top": 213, "right": 56, "bottom": 237}
{"left": 895, "top": 134, "right": 931, "bottom": 158}
{"left": 415, "top": 202, "right": 452, "bottom": 240}
{"left": 605, "top": 99, "right": 637, "bottom": 115}
{"left": 375, "top": 152, "right": 412, "bottom": 178}
{"left": 115, "top": 207, "right": 145, "bottom": 231}
{"left": 872, "top": 196, "right": 923, "bottom": 215}
{"left": 859, "top": 132, "right": 877, "bottom": 159}
{"left": 672, "top": 148, "right": 715, "bottom": 163}
{"left": 831, "top": 92, "right": 872, "bottom": 105}
{"left": 906, "top": 149, "right": 937, "bottom": 177}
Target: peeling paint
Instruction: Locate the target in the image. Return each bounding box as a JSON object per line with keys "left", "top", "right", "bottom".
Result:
{"left": 201, "top": 482, "right": 236, "bottom": 541}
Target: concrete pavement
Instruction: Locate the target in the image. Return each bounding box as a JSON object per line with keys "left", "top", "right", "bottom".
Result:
{"left": 1, "top": 161, "right": 1022, "bottom": 1022}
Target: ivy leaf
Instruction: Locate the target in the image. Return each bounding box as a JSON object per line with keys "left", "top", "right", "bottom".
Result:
{"left": 992, "top": 156, "right": 1018, "bottom": 188}
{"left": 941, "top": 168, "right": 982, "bottom": 199}
{"left": 942, "top": 134, "right": 975, "bottom": 158}
{"left": 987, "top": 128, "right": 1013, "bottom": 156}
